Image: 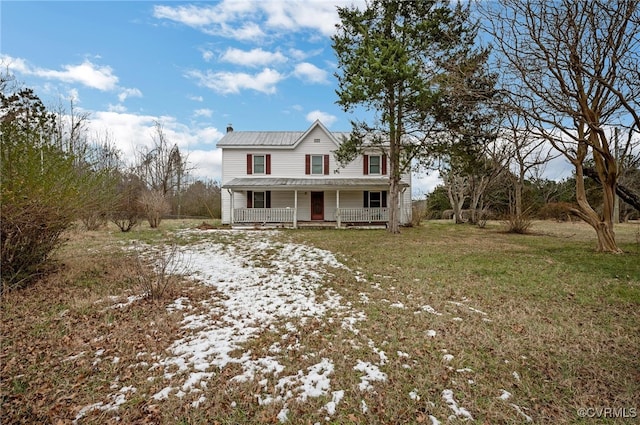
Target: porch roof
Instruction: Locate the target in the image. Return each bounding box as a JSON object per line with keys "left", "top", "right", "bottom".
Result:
{"left": 222, "top": 177, "right": 408, "bottom": 191}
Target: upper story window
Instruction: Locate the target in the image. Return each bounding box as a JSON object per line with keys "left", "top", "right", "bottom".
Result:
{"left": 246, "top": 154, "right": 271, "bottom": 175}
{"left": 305, "top": 154, "right": 329, "bottom": 175}
{"left": 363, "top": 154, "right": 387, "bottom": 175}
{"left": 313, "top": 138, "right": 321, "bottom": 143}
{"left": 369, "top": 155, "right": 381, "bottom": 174}
{"left": 311, "top": 155, "right": 324, "bottom": 174}
{"left": 254, "top": 155, "right": 265, "bottom": 174}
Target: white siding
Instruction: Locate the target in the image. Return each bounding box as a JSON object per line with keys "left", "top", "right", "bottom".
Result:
{"left": 220, "top": 122, "right": 412, "bottom": 225}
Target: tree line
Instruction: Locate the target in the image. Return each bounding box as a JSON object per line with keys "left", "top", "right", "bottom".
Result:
{"left": 0, "top": 74, "right": 220, "bottom": 291}
{"left": 331, "top": 0, "right": 639, "bottom": 253}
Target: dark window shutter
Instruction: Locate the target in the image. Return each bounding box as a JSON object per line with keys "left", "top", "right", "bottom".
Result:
{"left": 246, "top": 154, "right": 253, "bottom": 175}
{"left": 266, "top": 191, "right": 271, "bottom": 208}
{"left": 323, "top": 154, "right": 329, "bottom": 175}
{"left": 363, "top": 191, "right": 369, "bottom": 208}
{"left": 363, "top": 155, "right": 369, "bottom": 175}
{"left": 247, "top": 191, "right": 253, "bottom": 208}
{"left": 382, "top": 191, "right": 388, "bottom": 208}
{"left": 382, "top": 155, "right": 387, "bottom": 175}
{"left": 305, "top": 154, "right": 311, "bottom": 175}
{"left": 266, "top": 154, "right": 271, "bottom": 175}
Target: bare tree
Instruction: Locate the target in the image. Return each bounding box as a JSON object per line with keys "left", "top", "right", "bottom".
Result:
{"left": 79, "top": 131, "right": 122, "bottom": 230}
{"left": 500, "top": 113, "right": 557, "bottom": 219}
{"left": 482, "top": 0, "right": 640, "bottom": 252}
{"left": 134, "top": 121, "right": 189, "bottom": 227}
{"left": 136, "top": 121, "right": 187, "bottom": 196}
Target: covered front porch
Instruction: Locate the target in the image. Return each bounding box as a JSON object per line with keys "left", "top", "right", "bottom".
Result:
{"left": 222, "top": 177, "right": 409, "bottom": 229}
{"left": 231, "top": 206, "right": 389, "bottom": 228}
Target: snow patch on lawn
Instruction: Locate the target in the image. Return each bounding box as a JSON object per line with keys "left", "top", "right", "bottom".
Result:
{"left": 147, "top": 231, "right": 347, "bottom": 400}
{"left": 354, "top": 360, "right": 388, "bottom": 391}
{"left": 442, "top": 389, "right": 474, "bottom": 421}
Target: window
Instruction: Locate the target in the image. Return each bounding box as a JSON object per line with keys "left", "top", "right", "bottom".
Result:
{"left": 363, "top": 154, "right": 386, "bottom": 175}
{"left": 369, "top": 155, "right": 381, "bottom": 174}
{"left": 253, "top": 191, "right": 265, "bottom": 208}
{"left": 313, "top": 138, "right": 321, "bottom": 143}
{"left": 253, "top": 155, "right": 265, "bottom": 174}
{"left": 363, "top": 191, "right": 387, "bottom": 208}
{"left": 246, "top": 154, "right": 271, "bottom": 175}
{"left": 305, "top": 154, "right": 330, "bottom": 175}
{"left": 247, "top": 191, "right": 271, "bottom": 208}
{"left": 311, "top": 155, "right": 324, "bottom": 174}
{"left": 369, "top": 191, "right": 382, "bottom": 208}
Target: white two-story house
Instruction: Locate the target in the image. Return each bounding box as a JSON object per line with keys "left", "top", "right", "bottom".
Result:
{"left": 218, "top": 120, "right": 412, "bottom": 228}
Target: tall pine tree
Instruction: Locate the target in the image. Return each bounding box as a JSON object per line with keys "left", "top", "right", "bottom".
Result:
{"left": 332, "top": 0, "right": 497, "bottom": 233}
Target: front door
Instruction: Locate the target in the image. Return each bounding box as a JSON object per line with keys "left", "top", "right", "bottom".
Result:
{"left": 310, "top": 191, "right": 324, "bottom": 220}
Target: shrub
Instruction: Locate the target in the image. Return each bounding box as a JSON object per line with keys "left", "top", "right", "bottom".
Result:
{"left": 1, "top": 88, "right": 102, "bottom": 291}
{"left": 538, "top": 202, "right": 576, "bottom": 221}
{"left": 132, "top": 243, "right": 186, "bottom": 301}
{"left": 139, "top": 189, "right": 171, "bottom": 229}
{"left": 1, "top": 202, "right": 70, "bottom": 290}
{"left": 503, "top": 209, "right": 534, "bottom": 234}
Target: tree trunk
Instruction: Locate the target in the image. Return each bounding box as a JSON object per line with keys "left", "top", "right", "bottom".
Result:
{"left": 446, "top": 179, "right": 466, "bottom": 224}
{"left": 584, "top": 167, "right": 640, "bottom": 213}
{"left": 388, "top": 176, "right": 400, "bottom": 233}
{"left": 573, "top": 163, "right": 622, "bottom": 253}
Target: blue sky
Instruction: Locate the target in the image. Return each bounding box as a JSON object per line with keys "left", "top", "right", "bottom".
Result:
{"left": 2, "top": 1, "right": 577, "bottom": 197}
{"left": 3, "top": 0, "right": 448, "bottom": 196}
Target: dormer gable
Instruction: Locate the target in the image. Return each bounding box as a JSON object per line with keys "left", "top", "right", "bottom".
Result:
{"left": 290, "top": 120, "right": 342, "bottom": 149}
{"left": 216, "top": 120, "right": 348, "bottom": 150}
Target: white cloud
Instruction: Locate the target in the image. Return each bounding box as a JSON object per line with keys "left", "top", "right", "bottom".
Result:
{"left": 201, "top": 50, "right": 215, "bottom": 62}
{"left": 261, "top": 1, "right": 343, "bottom": 36}
{"left": 153, "top": 3, "right": 265, "bottom": 41}
{"left": 38, "top": 60, "right": 118, "bottom": 91}
{"left": 67, "top": 88, "right": 80, "bottom": 103}
{"left": 1, "top": 54, "right": 29, "bottom": 74}
{"left": 188, "top": 95, "right": 204, "bottom": 102}
{"left": 87, "top": 112, "right": 224, "bottom": 174}
{"left": 118, "top": 87, "right": 143, "bottom": 102}
{"left": 306, "top": 110, "right": 337, "bottom": 127}
{"left": 220, "top": 48, "right": 287, "bottom": 67}
{"left": 293, "top": 62, "right": 329, "bottom": 84}
{"left": 188, "top": 148, "right": 223, "bottom": 183}
{"left": 152, "top": 1, "right": 361, "bottom": 41}
{"left": 108, "top": 103, "right": 127, "bottom": 113}
{"left": 2, "top": 54, "right": 119, "bottom": 91}
{"left": 153, "top": 4, "right": 221, "bottom": 27}
{"left": 412, "top": 170, "right": 442, "bottom": 198}
{"left": 194, "top": 108, "right": 213, "bottom": 118}
{"left": 186, "top": 68, "right": 284, "bottom": 95}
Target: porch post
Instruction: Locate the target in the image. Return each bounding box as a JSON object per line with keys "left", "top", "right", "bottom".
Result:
{"left": 336, "top": 189, "right": 341, "bottom": 228}
{"left": 229, "top": 190, "right": 235, "bottom": 226}
{"left": 293, "top": 190, "right": 298, "bottom": 229}
{"left": 399, "top": 188, "right": 404, "bottom": 224}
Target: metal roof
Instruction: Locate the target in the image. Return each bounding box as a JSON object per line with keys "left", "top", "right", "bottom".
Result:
{"left": 216, "top": 119, "right": 354, "bottom": 148}
{"left": 217, "top": 131, "right": 305, "bottom": 147}
{"left": 222, "top": 177, "right": 408, "bottom": 190}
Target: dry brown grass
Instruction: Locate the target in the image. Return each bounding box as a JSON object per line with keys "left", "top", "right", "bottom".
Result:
{"left": 1, "top": 220, "right": 638, "bottom": 424}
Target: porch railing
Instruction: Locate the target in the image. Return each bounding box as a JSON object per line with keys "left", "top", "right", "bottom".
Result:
{"left": 338, "top": 207, "right": 389, "bottom": 223}
{"left": 233, "top": 208, "right": 295, "bottom": 224}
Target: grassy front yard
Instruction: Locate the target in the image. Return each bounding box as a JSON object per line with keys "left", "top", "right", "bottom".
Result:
{"left": 2, "top": 220, "right": 639, "bottom": 424}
